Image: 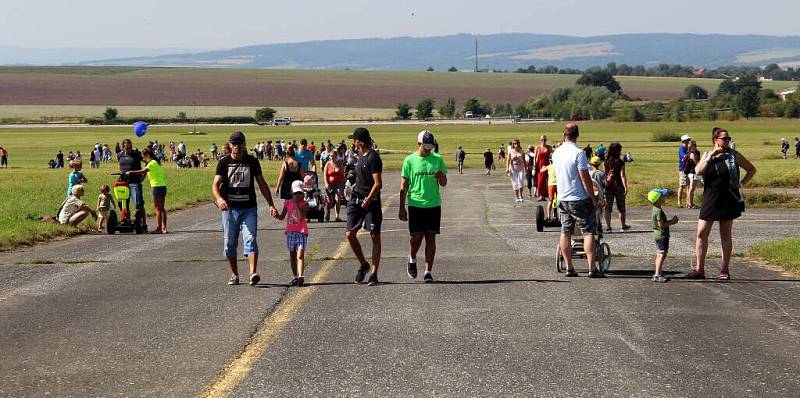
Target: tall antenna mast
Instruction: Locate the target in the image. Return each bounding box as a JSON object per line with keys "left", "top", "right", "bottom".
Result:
{"left": 475, "top": 38, "right": 478, "bottom": 72}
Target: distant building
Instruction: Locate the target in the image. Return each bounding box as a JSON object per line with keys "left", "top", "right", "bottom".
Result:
{"left": 780, "top": 87, "right": 798, "bottom": 101}
{"left": 758, "top": 76, "right": 774, "bottom": 82}
{"left": 692, "top": 68, "right": 706, "bottom": 77}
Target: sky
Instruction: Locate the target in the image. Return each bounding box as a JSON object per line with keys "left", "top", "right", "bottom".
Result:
{"left": 2, "top": 0, "right": 799, "bottom": 49}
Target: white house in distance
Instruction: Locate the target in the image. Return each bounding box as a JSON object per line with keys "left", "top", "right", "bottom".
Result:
{"left": 780, "top": 87, "right": 797, "bottom": 101}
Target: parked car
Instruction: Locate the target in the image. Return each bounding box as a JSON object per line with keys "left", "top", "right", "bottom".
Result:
{"left": 464, "top": 111, "right": 474, "bottom": 118}
{"left": 273, "top": 117, "right": 292, "bottom": 126}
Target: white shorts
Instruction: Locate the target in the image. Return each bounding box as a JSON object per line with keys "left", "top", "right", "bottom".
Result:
{"left": 510, "top": 170, "right": 525, "bottom": 190}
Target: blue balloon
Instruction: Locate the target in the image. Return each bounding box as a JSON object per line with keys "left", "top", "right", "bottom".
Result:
{"left": 134, "top": 121, "right": 148, "bottom": 137}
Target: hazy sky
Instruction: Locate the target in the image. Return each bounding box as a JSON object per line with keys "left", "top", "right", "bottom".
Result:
{"left": 3, "top": 0, "right": 799, "bottom": 49}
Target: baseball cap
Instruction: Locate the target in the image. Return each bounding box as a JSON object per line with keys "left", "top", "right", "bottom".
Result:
{"left": 680, "top": 134, "right": 692, "bottom": 142}
{"left": 347, "top": 127, "right": 372, "bottom": 143}
{"left": 589, "top": 156, "right": 602, "bottom": 166}
{"left": 647, "top": 188, "right": 669, "bottom": 204}
{"left": 291, "top": 180, "right": 304, "bottom": 194}
{"left": 417, "top": 130, "right": 435, "bottom": 150}
{"left": 229, "top": 131, "right": 246, "bottom": 145}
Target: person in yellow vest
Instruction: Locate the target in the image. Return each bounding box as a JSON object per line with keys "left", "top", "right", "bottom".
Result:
{"left": 126, "top": 148, "right": 168, "bottom": 234}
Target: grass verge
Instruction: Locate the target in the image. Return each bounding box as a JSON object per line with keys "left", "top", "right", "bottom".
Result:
{"left": 750, "top": 238, "right": 800, "bottom": 275}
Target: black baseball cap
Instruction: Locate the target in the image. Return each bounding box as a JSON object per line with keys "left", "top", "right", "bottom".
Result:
{"left": 348, "top": 127, "right": 372, "bottom": 143}
{"left": 229, "top": 131, "right": 246, "bottom": 145}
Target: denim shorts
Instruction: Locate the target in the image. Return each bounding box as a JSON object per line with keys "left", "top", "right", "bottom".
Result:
{"left": 286, "top": 232, "right": 307, "bottom": 252}
{"left": 558, "top": 199, "right": 597, "bottom": 236}
{"left": 222, "top": 207, "right": 259, "bottom": 258}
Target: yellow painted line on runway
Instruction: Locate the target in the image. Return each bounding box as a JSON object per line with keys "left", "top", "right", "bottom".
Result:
{"left": 198, "top": 195, "right": 397, "bottom": 398}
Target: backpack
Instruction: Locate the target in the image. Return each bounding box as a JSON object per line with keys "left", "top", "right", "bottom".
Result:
{"left": 604, "top": 159, "right": 622, "bottom": 192}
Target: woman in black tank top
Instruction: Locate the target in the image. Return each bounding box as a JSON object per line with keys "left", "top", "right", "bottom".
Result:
{"left": 276, "top": 146, "right": 302, "bottom": 200}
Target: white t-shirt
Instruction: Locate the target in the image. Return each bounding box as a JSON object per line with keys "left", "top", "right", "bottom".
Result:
{"left": 552, "top": 141, "right": 590, "bottom": 202}
{"left": 58, "top": 196, "right": 85, "bottom": 224}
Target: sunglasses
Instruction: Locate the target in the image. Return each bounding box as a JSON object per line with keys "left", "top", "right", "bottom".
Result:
{"left": 717, "top": 136, "right": 732, "bottom": 142}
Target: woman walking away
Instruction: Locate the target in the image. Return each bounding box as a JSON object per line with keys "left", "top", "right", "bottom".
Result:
{"left": 505, "top": 139, "right": 526, "bottom": 203}
{"left": 534, "top": 134, "right": 552, "bottom": 201}
{"left": 603, "top": 142, "right": 630, "bottom": 232}
{"left": 126, "top": 148, "right": 168, "bottom": 233}
{"left": 682, "top": 140, "right": 701, "bottom": 208}
{"left": 688, "top": 128, "right": 756, "bottom": 280}
{"left": 483, "top": 148, "right": 494, "bottom": 175}
{"left": 275, "top": 145, "right": 303, "bottom": 201}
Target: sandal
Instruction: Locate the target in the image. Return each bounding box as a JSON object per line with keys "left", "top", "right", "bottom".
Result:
{"left": 718, "top": 272, "right": 730, "bottom": 280}
{"left": 685, "top": 270, "right": 706, "bottom": 279}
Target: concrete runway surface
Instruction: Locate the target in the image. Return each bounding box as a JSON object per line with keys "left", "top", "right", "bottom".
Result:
{"left": 1, "top": 171, "right": 798, "bottom": 397}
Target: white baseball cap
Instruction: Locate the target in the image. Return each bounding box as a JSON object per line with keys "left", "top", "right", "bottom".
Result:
{"left": 680, "top": 134, "right": 692, "bottom": 142}
{"left": 417, "top": 130, "right": 436, "bottom": 150}
{"left": 291, "top": 180, "right": 304, "bottom": 194}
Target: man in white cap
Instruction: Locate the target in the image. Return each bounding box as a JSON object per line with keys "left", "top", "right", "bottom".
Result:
{"left": 677, "top": 134, "right": 692, "bottom": 207}
{"left": 399, "top": 130, "right": 447, "bottom": 283}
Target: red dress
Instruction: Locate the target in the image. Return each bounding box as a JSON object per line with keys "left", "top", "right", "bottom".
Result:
{"left": 535, "top": 145, "right": 551, "bottom": 195}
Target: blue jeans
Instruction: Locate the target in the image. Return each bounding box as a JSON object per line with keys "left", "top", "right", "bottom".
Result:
{"left": 129, "top": 182, "right": 145, "bottom": 210}
{"left": 222, "top": 207, "right": 259, "bottom": 259}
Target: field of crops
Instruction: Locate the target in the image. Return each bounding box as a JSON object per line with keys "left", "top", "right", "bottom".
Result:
{"left": 1, "top": 67, "right": 794, "bottom": 116}
{"left": 1, "top": 118, "right": 799, "bottom": 250}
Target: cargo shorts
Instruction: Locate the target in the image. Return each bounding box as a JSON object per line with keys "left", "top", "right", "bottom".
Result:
{"left": 558, "top": 198, "right": 597, "bottom": 236}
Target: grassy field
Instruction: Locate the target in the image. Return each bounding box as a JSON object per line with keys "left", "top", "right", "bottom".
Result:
{"left": 751, "top": 238, "right": 800, "bottom": 275}
{"left": 1, "top": 67, "right": 795, "bottom": 114}
{"left": 1, "top": 118, "right": 799, "bottom": 250}
{"left": 0, "top": 105, "right": 395, "bottom": 122}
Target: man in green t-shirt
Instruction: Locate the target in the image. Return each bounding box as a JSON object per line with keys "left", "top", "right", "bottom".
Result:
{"left": 399, "top": 130, "right": 447, "bottom": 283}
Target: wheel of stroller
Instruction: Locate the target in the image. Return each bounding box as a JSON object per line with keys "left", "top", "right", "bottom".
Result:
{"left": 535, "top": 205, "right": 544, "bottom": 232}
{"left": 556, "top": 245, "right": 565, "bottom": 273}
{"left": 598, "top": 242, "right": 612, "bottom": 273}
{"left": 106, "top": 210, "right": 117, "bottom": 235}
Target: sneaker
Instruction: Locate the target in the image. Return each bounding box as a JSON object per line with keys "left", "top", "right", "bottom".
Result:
{"left": 621, "top": 224, "right": 631, "bottom": 231}
{"left": 228, "top": 275, "right": 240, "bottom": 285}
{"left": 367, "top": 273, "right": 379, "bottom": 286}
{"left": 605, "top": 227, "right": 613, "bottom": 234}
{"left": 249, "top": 273, "right": 260, "bottom": 286}
{"left": 565, "top": 269, "right": 579, "bottom": 277}
{"left": 407, "top": 261, "right": 418, "bottom": 279}
{"left": 423, "top": 273, "right": 434, "bottom": 283}
{"left": 685, "top": 270, "right": 706, "bottom": 279}
{"left": 290, "top": 277, "right": 299, "bottom": 286}
{"left": 355, "top": 263, "right": 370, "bottom": 284}
{"left": 588, "top": 270, "right": 606, "bottom": 278}
{"left": 652, "top": 275, "right": 670, "bottom": 283}
{"left": 298, "top": 276, "right": 305, "bottom": 286}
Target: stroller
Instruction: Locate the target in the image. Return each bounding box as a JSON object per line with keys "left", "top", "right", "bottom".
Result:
{"left": 303, "top": 173, "right": 327, "bottom": 222}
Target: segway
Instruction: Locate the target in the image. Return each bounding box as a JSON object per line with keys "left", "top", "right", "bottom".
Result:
{"left": 535, "top": 194, "right": 561, "bottom": 232}
{"left": 106, "top": 173, "right": 146, "bottom": 235}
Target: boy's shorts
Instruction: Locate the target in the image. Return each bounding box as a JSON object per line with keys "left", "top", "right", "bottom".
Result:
{"left": 655, "top": 237, "right": 669, "bottom": 253}
{"left": 286, "top": 232, "right": 307, "bottom": 252}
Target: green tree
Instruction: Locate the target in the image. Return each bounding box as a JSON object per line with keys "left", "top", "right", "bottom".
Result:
{"left": 439, "top": 97, "right": 456, "bottom": 118}
{"left": 717, "top": 79, "right": 738, "bottom": 96}
{"left": 255, "top": 107, "right": 277, "bottom": 122}
{"left": 447, "top": 66, "right": 458, "bottom": 72}
{"left": 396, "top": 102, "right": 412, "bottom": 120}
{"left": 426, "top": 66, "right": 434, "bottom": 72}
{"left": 576, "top": 69, "right": 621, "bottom": 93}
{"left": 684, "top": 85, "right": 708, "bottom": 100}
{"left": 462, "top": 97, "right": 484, "bottom": 116}
{"left": 103, "top": 107, "right": 118, "bottom": 121}
{"left": 734, "top": 87, "right": 761, "bottom": 119}
{"left": 415, "top": 97, "right": 435, "bottom": 120}
{"left": 176, "top": 111, "right": 188, "bottom": 120}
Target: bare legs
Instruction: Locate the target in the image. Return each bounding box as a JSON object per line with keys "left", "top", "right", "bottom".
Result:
{"left": 227, "top": 254, "right": 258, "bottom": 277}
{"left": 409, "top": 233, "right": 436, "bottom": 273}
{"left": 695, "top": 219, "right": 734, "bottom": 275}
{"left": 687, "top": 180, "right": 697, "bottom": 207}
{"left": 346, "top": 230, "right": 381, "bottom": 274}
{"left": 153, "top": 195, "right": 167, "bottom": 233}
{"left": 290, "top": 248, "right": 305, "bottom": 278}
{"left": 560, "top": 233, "right": 597, "bottom": 273}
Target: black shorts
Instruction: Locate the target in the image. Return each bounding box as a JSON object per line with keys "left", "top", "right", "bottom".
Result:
{"left": 346, "top": 196, "right": 382, "bottom": 233}
{"left": 408, "top": 206, "right": 441, "bottom": 235}
{"left": 655, "top": 237, "right": 669, "bottom": 253}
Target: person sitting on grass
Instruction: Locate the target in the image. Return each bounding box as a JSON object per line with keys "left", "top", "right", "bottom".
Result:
{"left": 58, "top": 185, "right": 97, "bottom": 227}
{"left": 66, "top": 161, "right": 87, "bottom": 197}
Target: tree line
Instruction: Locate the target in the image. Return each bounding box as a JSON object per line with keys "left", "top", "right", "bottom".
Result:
{"left": 514, "top": 62, "right": 800, "bottom": 81}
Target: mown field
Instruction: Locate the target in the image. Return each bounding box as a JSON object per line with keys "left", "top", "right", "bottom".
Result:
{"left": 1, "top": 119, "right": 799, "bottom": 250}
{"left": 0, "top": 67, "right": 794, "bottom": 116}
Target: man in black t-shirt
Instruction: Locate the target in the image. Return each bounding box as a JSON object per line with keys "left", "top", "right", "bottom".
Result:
{"left": 117, "top": 138, "right": 146, "bottom": 227}
{"left": 345, "top": 128, "right": 383, "bottom": 286}
{"left": 212, "top": 131, "right": 278, "bottom": 286}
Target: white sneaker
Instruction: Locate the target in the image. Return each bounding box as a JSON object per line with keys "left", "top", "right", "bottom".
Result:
{"left": 228, "top": 275, "right": 239, "bottom": 285}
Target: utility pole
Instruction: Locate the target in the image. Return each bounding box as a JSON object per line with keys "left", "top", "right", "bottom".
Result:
{"left": 474, "top": 38, "right": 478, "bottom": 72}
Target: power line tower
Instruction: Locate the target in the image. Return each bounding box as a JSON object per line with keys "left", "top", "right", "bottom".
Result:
{"left": 474, "top": 38, "right": 478, "bottom": 72}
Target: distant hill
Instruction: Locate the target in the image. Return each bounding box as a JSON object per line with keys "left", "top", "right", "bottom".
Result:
{"left": 0, "top": 46, "right": 211, "bottom": 66}
{"left": 77, "top": 33, "right": 800, "bottom": 71}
